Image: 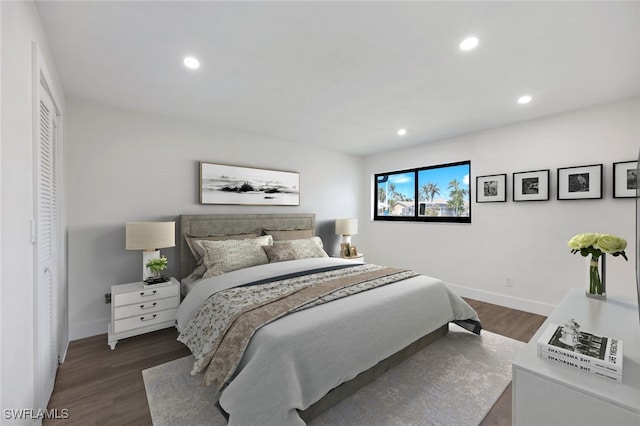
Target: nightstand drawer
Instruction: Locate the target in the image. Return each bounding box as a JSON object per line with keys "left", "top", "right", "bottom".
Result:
{"left": 113, "top": 308, "right": 177, "bottom": 333}
{"left": 114, "top": 284, "right": 179, "bottom": 306}
{"left": 114, "top": 296, "right": 179, "bottom": 320}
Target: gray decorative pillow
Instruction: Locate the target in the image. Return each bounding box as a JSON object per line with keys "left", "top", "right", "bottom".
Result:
{"left": 263, "top": 243, "right": 297, "bottom": 263}
{"left": 184, "top": 232, "right": 260, "bottom": 278}
{"left": 263, "top": 228, "right": 314, "bottom": 241}
{"left": 198, "top": 235, "right": 273, "bottom": 278}
{"left": 275, "top": 236, "right": 328, "bottom": 259}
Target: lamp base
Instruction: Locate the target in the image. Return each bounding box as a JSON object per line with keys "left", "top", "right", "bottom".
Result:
{"left": 340, "top": 235, "right": 352, "bottom": 245}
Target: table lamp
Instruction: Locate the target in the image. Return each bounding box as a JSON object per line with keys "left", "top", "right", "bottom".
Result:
{"left": 125, "top": 221, "right": 175, "bottom": 281}
{"left": 335, "top": 218, "right": 358, "bottom": 245}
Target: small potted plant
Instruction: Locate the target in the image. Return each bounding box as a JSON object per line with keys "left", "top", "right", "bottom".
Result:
{"left": 146, "top": 256, "right": 168, "bottom": 279}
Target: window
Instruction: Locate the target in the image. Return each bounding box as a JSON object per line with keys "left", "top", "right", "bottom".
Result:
{"left": 375, "top": 171, "right": 415, "bottom": 217}
{"left": 374, "top": 161, "right": 471, "bottom": 223}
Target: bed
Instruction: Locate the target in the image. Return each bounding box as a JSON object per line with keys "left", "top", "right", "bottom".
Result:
{"left": 174, "top": 213, "right": 481, "bottom": 426}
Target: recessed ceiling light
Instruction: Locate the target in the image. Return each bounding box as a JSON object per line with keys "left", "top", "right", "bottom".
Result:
{"left": 517, "top": 95, "right": 533, "bottom": 104}
{"left": 397, "top": 129, "right": 407, "bottom": 136}
{"left": 183, "top": 56, "right": 200, "bottom": 70}
{"left": 459, "top": 37, "right": 479, "bottom": 51}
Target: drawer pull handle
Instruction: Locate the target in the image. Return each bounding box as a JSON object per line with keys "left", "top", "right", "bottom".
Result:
{"left": 140, "top": 314, "right": 157, "bottom": 322}
{"left": 140, "top": 290, "right": 157, "bottom": 297}
{"left": 140, "top": 302, "right": 157, "bottom": 310}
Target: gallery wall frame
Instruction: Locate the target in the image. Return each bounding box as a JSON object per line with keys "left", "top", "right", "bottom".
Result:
{"left": 476, "top": 174, "right": 507, "bottom": 203}
{"left": 613, "top": 160, "right": 638, "bottom": 198}
{"left": 557, "top": 164, "right": 602, "bottom": 200}
{"left": 513, "top": 169, "right": 550, "bottom": 202}
{"left": 200, "top": 162, "right": 300, "bottom": 206}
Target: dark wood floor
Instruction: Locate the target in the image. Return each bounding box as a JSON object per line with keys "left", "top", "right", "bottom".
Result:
{"left": 45, "top": 298, "right": 546, "bottom": 425}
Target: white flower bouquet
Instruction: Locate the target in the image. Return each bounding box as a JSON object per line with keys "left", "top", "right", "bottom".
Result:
{"left": 568, "top": 233, "right": 627, "bottom": 296}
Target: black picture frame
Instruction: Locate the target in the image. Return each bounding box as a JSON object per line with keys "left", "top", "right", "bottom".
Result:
{"left": 513, "top": 169, "right": 550, "bottom": 202}
{"left": 557, "top": 164, "right": 603, "bottom": 200}
{"left": 476, "top": 174, "right": 507, "bottom": 203}
{"left": 613, "top": 160, "right": 638, "bottom": 198}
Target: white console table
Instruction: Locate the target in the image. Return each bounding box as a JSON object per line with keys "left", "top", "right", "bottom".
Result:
{"left": 512, "top": 288, "right": 640, "bottom": 426}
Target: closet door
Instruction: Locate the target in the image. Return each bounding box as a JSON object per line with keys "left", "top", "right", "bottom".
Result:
{"left": 35, "top": 79, "right": 59, "bottom": 409}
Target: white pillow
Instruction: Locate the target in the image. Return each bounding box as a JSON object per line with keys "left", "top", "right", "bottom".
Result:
{"left": 275, "top": 236, "right": 328, "bottom": 259}
{"left": 198, "top": 235, "right": 273, "bottom": 278}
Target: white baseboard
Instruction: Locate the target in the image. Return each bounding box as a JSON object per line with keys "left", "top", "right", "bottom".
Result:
{"left": 69, "top": 318, "right": 109, "bottom": 341}
{"left": 447, "top": 284, "right": 556, "bottom": 316}
{"left": 58, "top": 341, "right": 69, "bottom": 364}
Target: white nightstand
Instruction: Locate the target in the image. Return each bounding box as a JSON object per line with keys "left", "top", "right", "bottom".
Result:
{"left": 107, "top": 277, "right": 180, "bottom": 350}
{"left": 333, "top": 254, "right": 365, "bottom": 262}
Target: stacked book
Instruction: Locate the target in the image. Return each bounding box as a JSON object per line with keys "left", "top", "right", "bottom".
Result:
{"left": 537, "top": 323, "right": 623, "bottom": 382}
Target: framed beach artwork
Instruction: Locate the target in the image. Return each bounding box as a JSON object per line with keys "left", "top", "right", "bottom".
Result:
{"left": 613, "top": 160, "right": 638, "bottom": 198}
{"left": 557, "top": 164, "right": 602, "bottom": 200}
{"left": 476, "top": 174, "right": 507, "bottom": 203}
{"left": 200, "top": 162, "right": 300, "bottom": 205}
{"left": 513, "top": 169, "right": 549, "bottom": 202}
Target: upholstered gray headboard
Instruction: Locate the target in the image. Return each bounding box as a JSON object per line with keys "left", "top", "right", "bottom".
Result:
{"left": 179, "top": 213, "right": 316, "bottom": 279}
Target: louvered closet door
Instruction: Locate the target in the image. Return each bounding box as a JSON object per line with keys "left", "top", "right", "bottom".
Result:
{"left": 35, "top": 81, "right": 59, "bottom": 409}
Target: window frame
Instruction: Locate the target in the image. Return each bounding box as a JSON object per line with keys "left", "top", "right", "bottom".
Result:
{"left": 373, "top": 160, "right": 471, "bottom": 223}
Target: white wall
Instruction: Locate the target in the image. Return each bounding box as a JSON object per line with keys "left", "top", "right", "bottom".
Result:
{"left": 66, "top": 97, "right": 639, "bottom": 337}
{"left": 1, "top": 0, "right": 65, "bottom": 419}
{"left": 65, "top": 98, "right": 363, "bottom": 339}
{"left": 362, "top": 97, "right": 640, "bottom": 315}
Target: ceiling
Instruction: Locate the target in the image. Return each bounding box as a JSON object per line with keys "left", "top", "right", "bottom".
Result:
{"left": 35, "top": 1, "right": 640, "bottom": 156}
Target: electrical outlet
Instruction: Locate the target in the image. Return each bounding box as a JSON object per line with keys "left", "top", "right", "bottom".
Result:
{"left": 506, "top": 277, "right": 513, "bottom": 287}
{"left": 105, "top": 293, "right": 111, "bottom": 304}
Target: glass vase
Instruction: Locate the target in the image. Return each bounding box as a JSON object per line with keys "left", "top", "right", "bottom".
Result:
{"left": 586, "top": 254, "right": 606, "bottom": 299}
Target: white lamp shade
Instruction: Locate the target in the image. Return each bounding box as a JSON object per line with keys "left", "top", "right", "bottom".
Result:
{"left": 335, "top": 218, "right": 358, "bottom": 236}
{"left": 125, "top": 222, "right": 175, "bottom": 251}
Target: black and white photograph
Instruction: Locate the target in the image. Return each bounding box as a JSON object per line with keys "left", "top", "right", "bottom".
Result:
{"left": 613, "top": 160, "right": 638, "bottom": 198}
{"left": 476, "top": 174, "right": 506, "bottom": 203}
{"left": 485, "top": 181, "right": 498, "bottom": 196}
{"left": 522, "top": 178, "right": 539, "bottom": 195}
{"left": 628, "top": 169, "right": 638, "bottom": 189}
{"left": 568, "top": 173, "right": 589, "bottom": 193}
{"left": 513, "top": 170, "right": 549, "bottom": 202}
{"left": 200, "top": 162, "right": 300, "bottom": 205}
{"left": 557, "top": 164, "right": 602, "bottom": 200}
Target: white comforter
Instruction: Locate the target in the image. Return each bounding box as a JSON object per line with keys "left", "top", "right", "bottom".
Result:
{"left": 176, "top": 258, "right": 480, "bottom": 426}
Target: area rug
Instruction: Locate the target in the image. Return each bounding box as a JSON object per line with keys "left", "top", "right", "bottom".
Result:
{"left": 143, "top": 328, "right": 525, "bottom": 425}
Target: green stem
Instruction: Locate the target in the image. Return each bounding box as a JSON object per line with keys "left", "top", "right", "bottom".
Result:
{"left": 589, "top": 257, "right": 602, "bottom": 295}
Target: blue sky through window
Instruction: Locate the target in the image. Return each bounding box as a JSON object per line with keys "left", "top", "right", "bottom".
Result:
{"left": 382, "top": 172, "right": 414, "bottom": 199}
{"left": 418, "top": 164, "right": 469, "bottom": 200}
{"left": 378, "top": 164, "right": 470, "bottom": 200}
